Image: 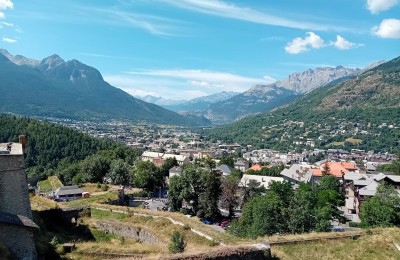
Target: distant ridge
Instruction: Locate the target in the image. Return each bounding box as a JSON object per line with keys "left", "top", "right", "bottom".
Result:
{"left": 0, "top": 49, "right": 210, "bottom": 126}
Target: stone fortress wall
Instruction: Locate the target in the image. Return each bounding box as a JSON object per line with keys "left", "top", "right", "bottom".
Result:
{"left": 0, "top": 141, "right": 38, "bottom": 260}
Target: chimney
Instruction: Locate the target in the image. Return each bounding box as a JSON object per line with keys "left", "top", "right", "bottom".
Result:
{"left": 19, "top": 135, "right": 27, "bottom": 152}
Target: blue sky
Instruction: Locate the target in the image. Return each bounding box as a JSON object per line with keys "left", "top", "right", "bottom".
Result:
{"left": 0, "top": 0, "right": 399, "bottom": 100}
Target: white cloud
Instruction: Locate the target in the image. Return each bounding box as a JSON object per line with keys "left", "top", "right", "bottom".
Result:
{"left": 285, "top": 32, "right": 325, "bottom": 54}
{"left": 161, "top": 0, "right": 349, "bottom": 32}
{"left": 331, "top": 35, "right": 363, "bottom": 50}
{"left": 2, "top": 37, "right": 16, "bottom": 43}
{"left": 372, "top": 19, "right": 400, "bottom": 38}
{"left": 0, "top": 0, "right": 13, "bottom": 10}
{"left": 0, "top": 21, "right": 13, "bottom": 26}
{"left": 105, "top": 69, "right": 272, "bottom": 100}
{"left": 367, "top": 0, "right": 398, "bottom": 14}
{"left": 0, "top": 0, "right": 13, "bottom": 19}
{"left": 190, "top": 80, "right": 211, "bottom": 87}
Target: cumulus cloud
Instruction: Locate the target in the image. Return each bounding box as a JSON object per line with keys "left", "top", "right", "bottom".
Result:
{"left": 372, "top": 18, "right": 400, "bottom": 38}
{"left": 285, "top": 32, "right": 325, "bottom": 54}
{"left": 2, "top": 37, "right": 16, "bottom": 43}
{"left": 0, "top": 0, "right": 13, "bottom": 19}
{"left": 367, "top": 0, "right": 398, "bottom": 14}
{"left": 331, "top": 35, "right": 363, "bottom": 50}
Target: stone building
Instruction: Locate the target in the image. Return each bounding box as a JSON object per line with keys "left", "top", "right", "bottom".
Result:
{"left": 0, "top": 141, "right": 38, "bottom": 259}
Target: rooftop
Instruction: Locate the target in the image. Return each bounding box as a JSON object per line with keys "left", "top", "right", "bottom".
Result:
{"left": 0, "top": 211, "right": 38, "bottom": 229}
{"left": 0, "top": 143, "right": 23, "bottom": 155}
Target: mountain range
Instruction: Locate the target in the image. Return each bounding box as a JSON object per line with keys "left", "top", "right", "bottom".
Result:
{"left": 0, "top": 49, "right": 210, "bottom": 126}
{"left": 138, "top": 91, "right": 239, "bottom": 112}
{"left": 201, "top": 56, "right": 400, "bottom": 152}
{"left": 198, "top": 66, "right": 363, "bottom": 124}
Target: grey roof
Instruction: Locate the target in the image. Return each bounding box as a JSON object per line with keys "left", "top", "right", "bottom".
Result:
{"left": 344, "top": 173, "right": 366, "bottom": 181}
{"left": 0, "top": 211, "right": 38, "bottom": 229}
{"left": 218, "top": 164, "right": 233, "bottom": 174}
{"left": 169, "top": 166, "right": 182, "bottom": 173}
{"left": 55, "top": 185, "right": 84, "bottom": 196}
{"left": 280, "top": 164, "right": 312, "bottom": 183}
{"left": 386, "top": 175, "right": 400, "bottom": 183}
{"left": 358, "top": 181, "right": 379, "bottom": 196}
{"left": 234, "top": 160, "right": 248, "bottom": 166}
{"left": 373, "top": 173, "right": 386, "bottom": 182}
{"left": 353, "top": 179, "right": 373, "bottom": 186}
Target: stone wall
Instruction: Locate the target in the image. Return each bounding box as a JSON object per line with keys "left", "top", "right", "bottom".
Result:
{"left": 0, "top": 223, "right": 37, "bottom": 260}
{"left": 95, "top": 221, "right": 161, "bottom": 244}
{"left": 167, "top": 246, "right": 271, "bottom": 260}
{"left": 0, "top": 154, "right": 33, "bottom": 218}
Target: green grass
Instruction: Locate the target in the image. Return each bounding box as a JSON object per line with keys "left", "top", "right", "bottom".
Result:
{"left": 60, "top": 191, "right": 118, "bottom": 208}
{"left": 90, "top": 229, "right": 117, "bottom": 242}
{"left": 38, "top": 176, "right": 63, "bottom": 192}
{"left": 272, "top": 228, "right": 400, "bottom": 260}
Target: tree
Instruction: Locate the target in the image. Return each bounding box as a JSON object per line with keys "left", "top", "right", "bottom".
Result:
{"left": 220, "top": 175, "right": 239, "bottom": 217}
{"left": 198, "top": 170, "right": 221, "bottom": 221}
{"left": 218, "top": 156, "right": 235, "bottom": 168}
{"left": 168, "top": 176, "right": 184, "bottom": 211}
{"left": 360, "top": 183, "right": 400, "bottom": 227}
{"left": 179, "top": 165, "right": 207, "bottom": 213}
{"left": 132, "top": 160, "right": 159, "bottom": 192}
{"left": 241, "top": 179, "right": 266, "bottom": 205}
{"left": 107, "top": 159, "right": 130, "bottom": 185}
{"left": 168, "top": 231, "right": 186, "bottom": 253}
{"left": 82, "top": 155, "right": 111, "bottom": 183}
{"left": 287, "top": 183, "right": 316, "bottom": 233}
{"left": 161, "top": 157, "right": 179, "bottom": 177}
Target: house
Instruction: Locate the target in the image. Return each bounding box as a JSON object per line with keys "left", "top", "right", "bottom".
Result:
{"left": 312, "top": 161, "right": 360, "bottom": 183}
{"left": 141, "top": 151, "right": 164, "bottom": 162}
{"left": 54, "top": 186, "right": 84, "bottom": 201}
{"left": 343, "top": 172, "right": 400, "bottom": 218}
{"left": 234, "top": 160, "right": 249, "bottom": 172}
{"left": 217, "top": 164, "right": 234, "bottom": 176}
{"left": 162, "top": 154, "right": 190, "bottom": 165}
{"left": 280, "top": 164, "right": 313, "bottom": 186}
{"left": 169, "top": 166, "right": 182, "bottom": 179}
{"left": 240, "top": 174, "right": 284, "bottom": 190}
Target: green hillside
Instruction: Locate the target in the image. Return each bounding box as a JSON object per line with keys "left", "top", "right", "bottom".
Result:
{"left": 201, "top": 57, "right": 400, "bottom": 152}
{"left": 0, "top": 114, "right": 140, "bottom": 183}
{"left": 0, "top": 51, "right": 209, "bottom": 126}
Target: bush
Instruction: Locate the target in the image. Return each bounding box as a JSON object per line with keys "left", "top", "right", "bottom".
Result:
{"left": 349, "top": 221, "right": 360, "bottom": 228}
{"left": 130, "top": 190, "right": 149, "bottom": 198}
{"left": 168, "top": 231, "right": 186, "bottom": 254}
{"left": 101, "top": 183, "right": 109, "bottom": 191}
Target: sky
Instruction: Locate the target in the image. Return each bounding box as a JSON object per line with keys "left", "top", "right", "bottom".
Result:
{"left": 0, "top": 0, "right": 399, "bottom": 100}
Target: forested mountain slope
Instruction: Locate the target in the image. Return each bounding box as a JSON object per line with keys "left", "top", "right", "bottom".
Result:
{"left": 201, "top": 57, "right": 400, "bottom": 152}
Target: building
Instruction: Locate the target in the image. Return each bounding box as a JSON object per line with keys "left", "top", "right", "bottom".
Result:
{"left": 239, "top": 174, "right": 284, "bottom": 190}
{"left": 234, "top": 160, "right": 249, "bottom": 172}
{"left": 280, "top": 164, "right": 313, "bottom": 186}
{"left": 54, "top": 186, "right": 84, "bottom": 201}
{"left": 0, "top": 142, "right": 38, "bottom": 259}
{"left": 167, "top": 166, "right": 182, "bottom": 185}
{"left": 217, "top": 164, "right": 234, "bottom": 176}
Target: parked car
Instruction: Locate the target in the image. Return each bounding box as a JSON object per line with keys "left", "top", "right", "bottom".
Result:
{"left": 202, "top": 219, "right": 212, "bottom": 225}
{"left": 332, "top": 226, "right": 345, "bottom": 232}
{"left": 220, "top": 220, "right": 230, "bottom": 228}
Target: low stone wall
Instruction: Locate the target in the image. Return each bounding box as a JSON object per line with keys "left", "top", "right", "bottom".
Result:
{"left": 166, "top": 245, "right": 271, "bottom": 260}
{"left": 95, "top": 221, "right": 161, "bottom": 244}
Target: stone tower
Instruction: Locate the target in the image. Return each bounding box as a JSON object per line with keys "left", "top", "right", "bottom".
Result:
{"left": 0, "top": 142, "right": 38, "bottom": 260}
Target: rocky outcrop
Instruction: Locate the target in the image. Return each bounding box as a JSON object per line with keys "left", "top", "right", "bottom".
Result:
{"left": 276, "top": 66, "right": 361, "bottom": 94}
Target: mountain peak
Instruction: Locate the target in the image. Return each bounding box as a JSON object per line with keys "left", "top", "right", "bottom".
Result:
{"left": 0, "top": 49, "right": 40, "bottom": 67}
{"left": 276, "top": 66, "right": 361, "bottom": 94}
{"left": 40, "top": 54, "right": 65, "bottom": 66}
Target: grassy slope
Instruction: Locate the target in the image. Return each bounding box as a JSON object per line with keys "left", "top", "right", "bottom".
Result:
{"left": 273, "top": 228, "right": 400, "bottom": 260}
{"left": 38, "top": 176, "right": 63, "bottom": 191}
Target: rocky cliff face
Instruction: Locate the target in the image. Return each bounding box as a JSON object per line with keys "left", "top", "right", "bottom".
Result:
{"left": 275, "top": 66, "right": 361, "bottom": 94}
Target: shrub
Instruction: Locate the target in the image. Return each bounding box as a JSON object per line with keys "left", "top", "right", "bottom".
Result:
{"left": 168, "top": 231, "right": 186, "bottom": 254}
{"left": 101, "top": 184, "right": 109, "bottom": 191}
{"left": 349, "top": 221, "right": 360, "bottom": 228}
